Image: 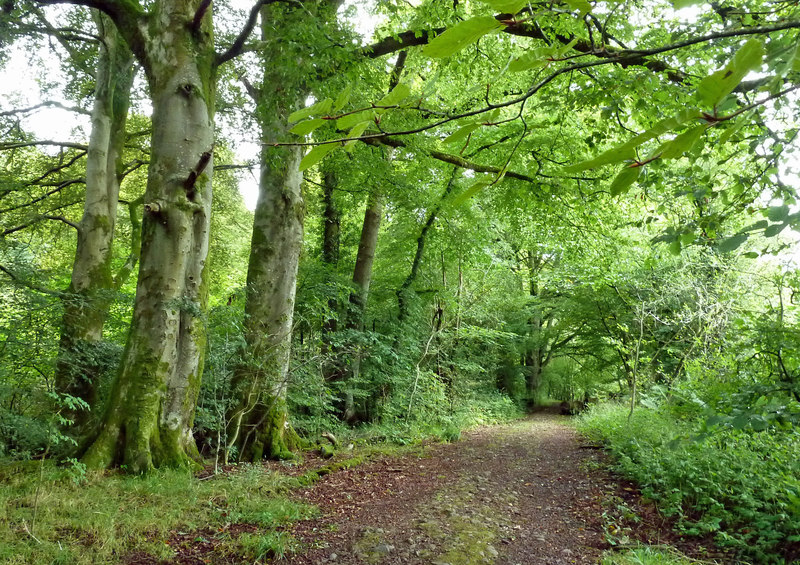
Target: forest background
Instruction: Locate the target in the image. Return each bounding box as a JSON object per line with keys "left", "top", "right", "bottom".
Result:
{"left": 1, "top": 0, "right": 799, "bottom": 562}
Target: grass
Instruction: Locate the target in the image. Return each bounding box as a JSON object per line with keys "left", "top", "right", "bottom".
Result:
{"left": 0, "top": 459, "right": 318, "bottom": 564}
{"left": 0, "top": 435, "right": 438, "bottom": 564}
{"left": 601, "top": 545, "right": 714, "bottom": 565}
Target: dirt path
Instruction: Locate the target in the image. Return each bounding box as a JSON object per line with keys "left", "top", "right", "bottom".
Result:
{"left": 280, "top": 413, "right": 612, "bottom": 564}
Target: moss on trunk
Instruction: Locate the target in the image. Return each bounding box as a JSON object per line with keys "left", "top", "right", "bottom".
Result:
{"left": 80, "top": 1, "right": 216, "bottom": 473}
{"left": 235, "top": 396, "right": 301, "bottom": 462}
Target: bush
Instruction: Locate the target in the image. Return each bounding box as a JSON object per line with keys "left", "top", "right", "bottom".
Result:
{"left": 578, "top": 403, "right": 800, "bottom": 564}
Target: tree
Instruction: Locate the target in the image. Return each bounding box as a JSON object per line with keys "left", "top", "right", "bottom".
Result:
{"left": 226, "top": 0, "right": 343, "bottom": 461}
{"left": 55, "top": 12, "right": 137, "bottom": 429}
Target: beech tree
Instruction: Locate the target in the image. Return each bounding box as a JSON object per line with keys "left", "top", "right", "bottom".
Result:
{"left": 55, "top": 13, "right": 137, "bottom": 427}
{"left": 227, "top": 0, "right": 344, "bottom": 460}
{"left": 16, "top": 0, "right": 275, "bottom": 472}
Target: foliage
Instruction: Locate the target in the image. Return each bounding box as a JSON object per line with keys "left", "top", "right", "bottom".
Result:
{"left": 0, "top": 4, "right": 800, "bottom": 563}
{"left": 601, "top": 545, "right": 703, "bottom": 565}
{"left": 578, "top": 403, "right": 800, "bottom": 563}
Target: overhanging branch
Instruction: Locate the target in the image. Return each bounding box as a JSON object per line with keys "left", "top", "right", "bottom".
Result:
{"left": 363, "top": 137, "right": 539, "bottom": 185}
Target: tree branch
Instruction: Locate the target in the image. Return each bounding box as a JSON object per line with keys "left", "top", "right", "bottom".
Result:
{"left": 0, "top": 101, "right": 90, "bottom": 117}
{"left": 364, "top": 17, "right": 800, "bottom": 86}
{"left": 0, "top": 140, "right": 88, "bottom": 151}
{"left": 216, "top": 0, "right": 285, "bottom": 67}
{"left": 191, "top": 0, "right": 212, "bottom": 34}
{"left": 0, "top": 264, "right": 64, "bottom": 297}
{"left": 1, "top": 213, "right": 78, "bottom": 236}
{"left": 270, "top": 20, "right": 800, "bottom": 149}
{"left": 34, "top": 0, "right": 147, "bottom": 64}
{"left": 363, "top": 137, "right": 539, "bottom": 185}
{"left": 0, "top": 180, "right": 84, "bottom": 215}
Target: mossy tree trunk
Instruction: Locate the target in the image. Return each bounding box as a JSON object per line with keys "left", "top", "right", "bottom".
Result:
{"left": 55, "top": 12, "right": 136, "bottom": 429}
{"left": 80, "top": 0, "right": 216, "bottom": 473}
{"left": 347, "top": 187, "right": 383, "bottom": 331}
{"left": 335, "top": 186, "right": 384, "bottom": 422}
{"left": 226, "top": 3, "right": 312, "bottom": 462}
{"left": 226, "top": 129, "right": 304, "bottom": 461}
{"left": 321, "top": 165, "right": 341, "bottom": 355}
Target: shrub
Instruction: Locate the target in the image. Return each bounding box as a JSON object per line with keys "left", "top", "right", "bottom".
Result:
{"left": 578, "top": 403, "right": 800, "bottom": 564}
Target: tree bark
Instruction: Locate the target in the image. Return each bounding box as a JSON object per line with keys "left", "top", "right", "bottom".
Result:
{"left": 82, "top": 0, "right": 216, "bottom": 473}
{"left": 55, "top": 12, "right": 135, "bottom": 429}
{"left": 524, "top": 251, "right": 544, "bottom": 403}
{"left": 226, "top": 2, "right": 324, "bottom": 461}
{"left": 348, "top": 187, "right": 383, "bottom": 330}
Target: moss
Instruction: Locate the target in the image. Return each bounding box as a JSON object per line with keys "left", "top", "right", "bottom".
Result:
{"left": 293, "top": 456, "right": 365, "bottom": 487}
{"left": 234, "top": 395, "right": 302, "bottom": 462}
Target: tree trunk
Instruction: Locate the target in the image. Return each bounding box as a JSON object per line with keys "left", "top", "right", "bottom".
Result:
{"left": 56, "top": 12, "right": 135, "bottom": 429}
{"left": 397, "top": 167, "right": 459, "bottom": 323}
{"left": 524, "top": 251, "right": 543, "bottom": 403}
{"left": 226, "top": 134, "right": 304, "bottom": 461}
{"left": 321, "top": 166, "right": 341, "bottom": 345}
{"left": 330, "top": 186, "right": 384, "bottom": 422}
{"left": 226, "top": 3, "right": 312, "bottom": 461}
{"left": 82, "top": 1, "right": 216, "bottom": 473}
{"left": 347, "top": 188, "right": 383, "bottom": 330}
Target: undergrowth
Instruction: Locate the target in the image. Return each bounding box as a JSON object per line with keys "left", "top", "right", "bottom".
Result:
{"left": 601, "top": 545, "right": 707, "bottom": 565}
{"left": 0, "top": 421, "right": 470, "bottom": 564}
{"left": 578, "top": 403, "right": 800, "bottom": 564}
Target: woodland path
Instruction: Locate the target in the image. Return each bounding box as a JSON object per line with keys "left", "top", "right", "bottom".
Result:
{"left": 279, "top": 411, "right": 633, "bottom": 565}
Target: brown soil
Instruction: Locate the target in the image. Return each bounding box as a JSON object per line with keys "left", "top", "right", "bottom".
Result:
{"left": 131, "top": 411, "right": 735, "bottom": 564}
{"left": 282, "top": 411, "right": 607, "bottom": 564}
{"left": 277, "top": 411, "right": 732, "bottom": 564}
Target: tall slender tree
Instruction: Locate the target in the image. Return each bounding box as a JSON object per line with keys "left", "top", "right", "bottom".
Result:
{"left": 55, "top": 12, "right": 136, "bottom": 429}
{"left": 227, "top": 0, "right": 343, "bottom": 460}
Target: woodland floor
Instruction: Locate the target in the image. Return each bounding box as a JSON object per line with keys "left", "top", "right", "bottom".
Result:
{"left": 141, "top": 408, "right": 735, "bottom": 564}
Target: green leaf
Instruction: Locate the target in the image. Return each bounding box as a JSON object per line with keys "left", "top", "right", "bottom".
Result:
{"left": 288, "top": 98, "right": 333, "bottom": 123}
{"left": 344, "top": 121, "right": 370, "bottom": 153}
{"left": 289, "top": 118, "right": 326, "bottom": 136}
{"left": 743, "top": 251, "right": 759, "bottom": 259}
{"left": 378, "top": 83, "right": 412, "bottom": 107}
{"left": 556, "top": 38, "right": 579, "bottom": 57}
{"left": 697, "top": 39, "right": 765, "bottom": 108}
{"left": 333, "top": 85, "right": 352, "bottom": 112}
{"left": 453, "top": 176, "right": 494, "bottom": 206}
{"left": 609, "top": 166, "right": 641, "bottom": 196}
{"left": 564, "top": 0, "right": 591, "bottom": 15}
{"left": 422, "top": 16, "right": 505, "bottom": 59}
{"left": 566, "top": 109, "right": 698, "bottom": 172}
{"left": 764, "top": 222, "right": 788, "bottom": 237}
{"left": 671, "top": 0, "right": 702, "bottom": 8}
{"left": 660, "top": 125, "right": 706, "bottom": 159}
{"left": 718, "top": 113, "right": 752, "bottom": 144}
{"left": 717, "top": 233, "right": 747, "bottom": 253}
{"left": 742, "top": 219, "right": 768, "bottom": 232}
{"left": 731, "top": 414, "right": 750, "bottom": 430}
{"left": 337, "top": 110, "right": 375, "bottom": 130}
{"left": 476, "top": 0, "right": 527, "bottom": 12}
{"left": 444, "top": 123, "right": 481, "bottom": 144}
{"left": 767, "top": 205, "right": 790, "bottom": 222}
{"left": 566, "top": 144, "right": 636, "bottom": 173}
{"left": 299, "top": 143, "right": 338, "bottom": 172}
{"left": 668, "top": 240, "right": 682, "bottom": 256}
{"left": 509, "top": 47, "right": 554, "bottom": 72}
